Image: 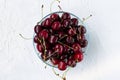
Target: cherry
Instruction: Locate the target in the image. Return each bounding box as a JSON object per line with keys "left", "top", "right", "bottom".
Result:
{"left": 58, "top": 32, "right": 64, "bottom": 38}
{"left": 61, "top": 12, "right": 71, "bottom": 20}
{"left": 66, "top": 36, "right": 74, "bottom": 44}
{"left": 71, "top": 18, "right": 78, "bottom": 26}
{"left": 68, "top": 28, "right": 76, "bottom": 36}
{"left": 81, "top": 26, "right": 86, "bottom": 34}
{"left": 54, "top": 44, "right": 63, "bottom": 55}
{"left": 72, "top": 43, "right": 81, "bottom": 52}
{"left": 51, "top": 58, "right": 60, "bottom": 65}
{"left": 37, "top": 44, "right": 43, "bottom": 53}
{"left": 42, "top": 18, "right": 52, "bottom": 27}
{"left": 64, "top": 46, "right": 70, "bottom": 53}
{"left": 34, "top": 35, "right": 40, "bottom": 43}
{"left": 46, "top": 50, "right": 53, "bottom": 58}
{"left": 74, "top": 51, "right": 83, "bottom": 62}
{"left": 34, "top": 25, "right": 42, "bottom": 34}
{"left": 80, "top": 39, "right": 88, "bottom": 48}
{"left": 77, "top": 34, "right": 85, "bottom": 42}
{"left": 62, "top": 19, "right": 70, "bottom": 28}
{"left": 50, "top": 13, "right": 59, "bottom": 21}
{"left": 48, "top": 35, "right": 58, "bottom": 44}
{"left": 52, "top": 21, "right": 61, "bottom": 30}
{"left": 38, "top": 29, "right": 49, "bottom": 39}
{"left": 58, "top": 61, "right": 67, "bottom": 71}
{"left": 67, "top": 59, "right": 76, "bottom": 67}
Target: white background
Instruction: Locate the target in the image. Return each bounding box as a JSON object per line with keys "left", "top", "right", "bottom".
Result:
{"left": 0, "top": 0, "right": 120, "bottom": 80}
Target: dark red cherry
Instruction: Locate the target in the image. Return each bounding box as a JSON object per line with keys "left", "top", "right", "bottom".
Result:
{"left": 58, "top": 32, "right": 64, "bottom": 38}
{"left": 34, "top": 35, "right": 40, "bottom": 43}
{"left": 58, "top": 61, "right": 67, "bottom": 71}
{"left": 68, "top": 28, "right": 76, "bottom": 36}
{"left": 37, "top": 44, "right": 43, "bottom": 53}
{"left": 38, "top": 29, "right": 48, "bottom": 39}
{"left": 48, "top": 35, "right": 58, "bottom": 44}
{"left": 72, "top": 43, "right": 81, "bottom": 52}
{"left": 42, "top": 18, "right": 51, "bottom": 27}
{"left": 54, "top": 44, "right": 63, "bottom": 55}
{"left": 60, "top": 54, "right": 67, "bottom": 60}
{"left": 62, "top": 19, "right": 70, "bottom": 28}
{"left": 50, "top": 13, "right": 59, "bottom": 21}
{"left": 77, "top": 34, "right": 85, "bottom": 42}
{"left": 71, "top": 18, "right": 78, "bottom": 26}
{"left": 51, "top": 58, "right": 60, "bottom": 65}
{"left": 51, "top": 21, "right": 61, "bottom": 30}
{"left": 74, "top": 51, "right": 83, "bottom": 62}
{"left": 67, "top": 59, "right": 76, "bottom": 67}
{"left": 81, "top": 26, "right": 86, "bottom": 34}
{"left": 66, "top": 36, "right": 74, "bottom": 44}
{"left": 80, "top": 39, "right": 88, "bottom": 48}
{"left": 64, "top": 46, "right": 70, "bottom": 53}
{"left": 61, "top": 12, "right": 71, "bottom": 20}
{"left": 34, "top": 25, "right": 42, "bottom": 34}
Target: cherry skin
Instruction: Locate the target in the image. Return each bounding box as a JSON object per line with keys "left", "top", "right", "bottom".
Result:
{"left": 66, "top": 36, "right": 74, "bottom": 44}
{"left": 34, "top": 25, "right": 42, "bottom": 34}
{"left": 74, "top": 51, "right": 83, "bottom": 62}
{"left": 67, "top": 59, "right": 76, "bottom": 67}
{"left": 51, "top": 21, "right": 61, "bottom": 30}
{"left": 71, "top": 18, "right": 78, "bottom": 26}
{"left": 61, "top": 12, "right": 71, "bottom": 20}
{"left": 62, "top": 19, "right": 70, "bottom": 28}
{"left": 68, "top": 28, "right": 76, "bottom": 36}
{"left": 50, "top": 13, "right": 59, "bottom": 21}
{"left": 72, "top": 43, "right": 81, "bottom": 52}
{"left": 42, "top": 18, "right": 51, "bottom": 27}
{"left": 51, "top": 58, "right": 60, "bottom": 65}
{"left": 38, "top": 29, "right": 49, "bottom": 39}
{"left": 48, "top": 35, "right": 58, "bottom": 44}
{"left": 34, "top": 35, "right": 40, "bottom": 43}
{"left": 58, "top": 61, "right": 67, "bottom": 71}
{"left": 80, "top": 39, "right": 88, "bottom": 48}
{"left": 80, "top": 26, "right": 86, "bottom": 34}
{"left": 54, "top": 44, "right": 63, "bottom": 55}
{"left": 37, "top": 44, "right": 43, "bottom": 53}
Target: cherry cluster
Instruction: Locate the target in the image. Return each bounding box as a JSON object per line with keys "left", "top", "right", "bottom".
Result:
{"left": 34, "top": 12, "right": 88, "bottom": 71}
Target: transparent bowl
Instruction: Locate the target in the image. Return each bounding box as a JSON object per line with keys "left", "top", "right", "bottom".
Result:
{"left": 33, "top": 11, "right": 87, "bottom": 68}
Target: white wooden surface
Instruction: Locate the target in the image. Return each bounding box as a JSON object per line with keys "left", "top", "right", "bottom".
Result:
{"left": 0, "top": 0, "right": 120, "bottom": 80}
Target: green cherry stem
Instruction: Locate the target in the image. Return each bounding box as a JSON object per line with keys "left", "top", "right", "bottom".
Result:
{"left": 82, "top": 14, "right": 92, "bottom": 22}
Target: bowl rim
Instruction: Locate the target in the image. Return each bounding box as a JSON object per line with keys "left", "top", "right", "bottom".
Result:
{"left": 33, "top": 11, "right": 86, "bottom": 68}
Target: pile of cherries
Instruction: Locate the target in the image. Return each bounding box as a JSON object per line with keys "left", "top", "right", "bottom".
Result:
{"left": 34, "top": 12, "right": 88, "bottom": 71}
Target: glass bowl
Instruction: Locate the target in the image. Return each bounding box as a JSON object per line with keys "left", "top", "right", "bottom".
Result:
{"left": 33, "top": 11, "right": 87, "bottom": 68}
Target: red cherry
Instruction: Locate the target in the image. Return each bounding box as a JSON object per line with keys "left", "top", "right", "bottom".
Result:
{"left": 68, "top": 28, "right": 76, "bottom": 36}
{"left": 61, "top": 12, "right": 71, "bottom": 20}
{"left": 34, "top": 35, "right": 40, "bottom": 43}
{"left": 51, "top": 58, "right": 60, "bottom": 65}
{"left": 34, "top": 25, "right": 42, "bottom": 34}
{"left": 51, "top": 21, "right": 61, "bottom": 30}
{"left": 66, "top": 36, "right": 74, "bottom": 44}
{"left": 74, "top": 52, "right": 83, "bottom": 62}
{"left": 37, "top": 44, "right": 43, "bottom": 53}
{"left": 62, "top": 19, "right": 70, "bottom": 28}
{"left": 38, "top": 29, "right": 49, "bottom": 39}
{"left": 72, "top": 43, "right": 81, "bottom": 52}
{"left": 71, "top": 18, "right": 78, "bottom": 26}
{"left": 54, "top": 44, "right": 63, "bottom": 55}
{"left": 80, "top": 39, "right": 88, "bottom": 48}
{"left": 48, "top": 35, "right": 58, "bottom": 44}
{"left": 42, "top": 18, "right": 51, "bottom": 27}
{"left": 50, "top": 13, "right": 59, "bottom": 21}
{"left": 67, "top": 59, "right": 76, "bottom": 67}
{"left": 58, "top": 61, "right": 67, "bottom": 71}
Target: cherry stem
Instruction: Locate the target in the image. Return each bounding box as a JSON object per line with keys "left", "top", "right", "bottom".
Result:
{"left": 42, "top": 37, "right": 47, "bottom": 54}
{"left": 58, "top": 5, "right": 63, "bottom": 11}
{"left": 58, "top": 41, "right": 73, "bottom": 50}
{"left": 46, "top": 51, "right": 57, "bottom": 59}
{"left": 62, "top": 67, "right": 71, "bottom": 78}
{"left": 59, "top": 35, "right": 67, "bottom": 40}
{"left": 50, "top": 0, "right": 60, "bottom": 12}
{"left": 19, "top": 34, "right": 32, "bottom": 40}
{"left": 52, "top": 68, "right": 63, "bottom": 79}
{"left": 41, "top": 5, "right": 44, "bottom": 18}
{"left": 82, "top": 14, "right": 92, "bottom": 22}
